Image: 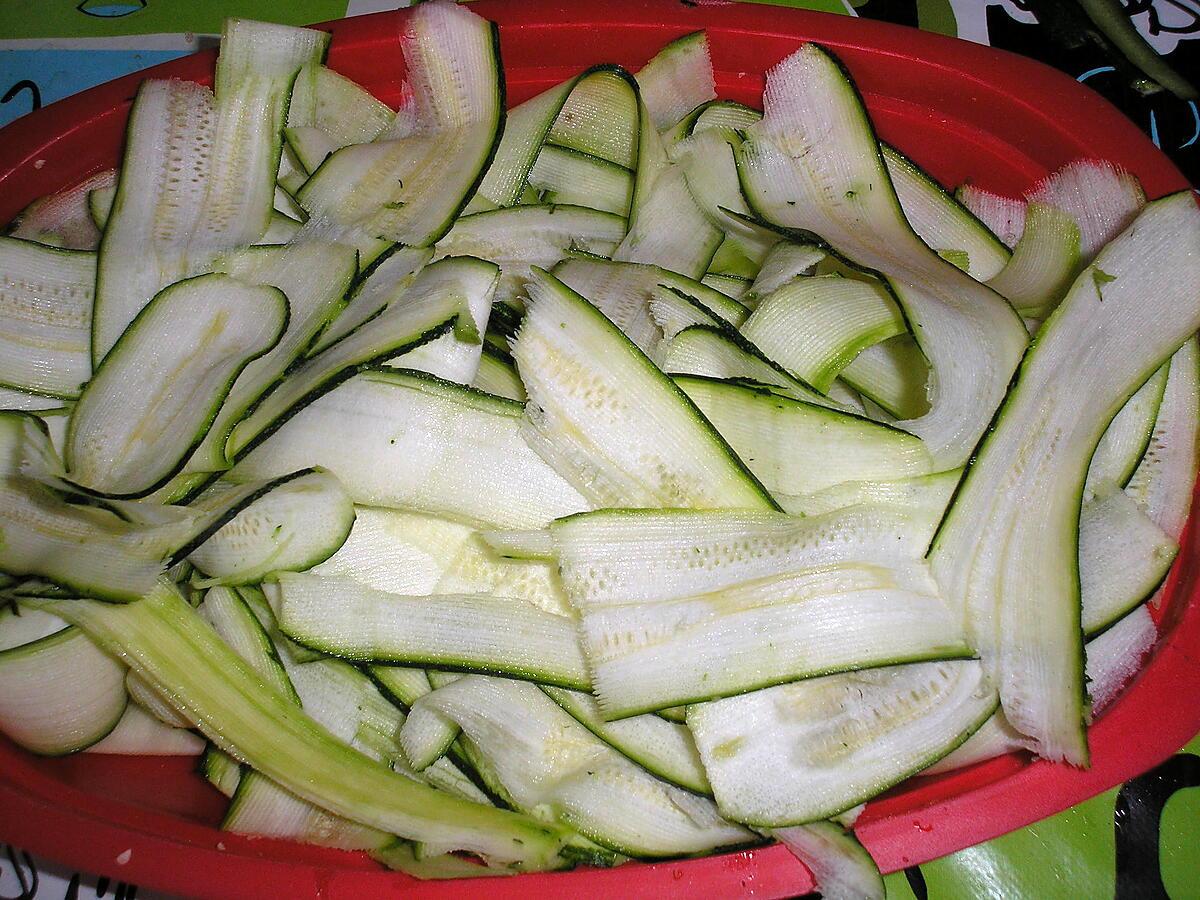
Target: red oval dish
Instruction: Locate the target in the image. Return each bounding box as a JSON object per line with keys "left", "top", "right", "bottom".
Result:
{"left": 0, "top": 2, "right": 1197, "bottom": 897}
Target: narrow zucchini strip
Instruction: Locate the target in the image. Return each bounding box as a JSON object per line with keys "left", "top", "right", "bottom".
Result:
{"left": 0, "top": 626, "right": 127, "bottom": 755}
{"left": 189, "top": 472, "right": 355, "bottom": 586}
{"left": 635, "top": 31, "right": 716, "bottom": 131}
{"left": 232, "top": 369, "right": 588, "bottom": 529}
{"left": 1085, "top": 363, "right": 1169, "bottom": 495}
{"left": 675, "top": 376, "right": 934, "bottom": 497}
{"left": 37, "top": 585, "right": 583, "bottom": 868}
{"left": 552, "top": 257, "right": 748, "bottom": 359}
{"left": 530, "top": 147, "right": 633, "bottom": 216}
{"left": 737, "top": 44, "right": 1028, "bottom": 468}
{"left": 311, "top": 246, "right": 433, "bottom": 354}
{"left": 739, "top": 275, "right": 906, "bottom": 392}
{"left": 185, "top": 241, "right": 359, "bottom": 472}
{"left": 276, "top": 573, "right": 589, "bottom": 689}
{"left": 296, "top": 2, "right": 503, "bottom": 251}
{"left": 839, "top": 335, "right": 930, "bottom": 420}
{"left": 414, "top": 675, "right": 755, "bottom": 858}
{"left": 229, "top": 257, "right": 496, "bottom": 458}
{"left": 86, "top": 703, "right": 205, "bottom": 756}
{"left": 0, "top": 477, "right": 165, "bottom": 601}
{"left": 10, "top": 169, "right": 114, "bottom": 251}
{"left": 547, "top": 69, "right": 639, "bottom": 169}
{"left": 94, "top": 22, "right": 327, "bottom": 360}
{"left": 66, "top": 273, "right": 288, "bottom": 497}
{"left": 773, "top": 822, "right": 884, "bottom": 900}
{"left": 1026, "top": 159, "right": 1145, "bottom": 263}
{"left": 930, "top": 193, "right": 1200, "bottom": 763}
{"left": 880, "top": 145, "right": 1010, "bottom": 282}
{"left": 986, "top": 202, "right": 1081, "bottom": 317}
{"left": 0, "top": 237, "right": 95, "bottom": 399}
{"left": 513, "top": 270, "right": 777, "bottom": 510}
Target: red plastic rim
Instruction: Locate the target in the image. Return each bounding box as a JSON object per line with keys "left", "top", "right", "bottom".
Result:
{"left": 0, "top": 2, "right": 1197, "bottom": 897}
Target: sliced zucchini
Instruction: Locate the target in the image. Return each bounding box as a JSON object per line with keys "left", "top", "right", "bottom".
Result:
{"left": 986, "top": 202, "right": 1081, "bottom": 317}
{"left": 413, "top": 675, "right": 755, "bottom": 858}
{"left": 0, "top": 237, "right": 94, "bottom": 399}
{"left": 184, "top": 241, "right": 359, "bottom": 472}
{"left": 930, "top": 192, "right": 1200, "bottom": 764}
{"left": 1026, "top": 158, "right": 1145, "bottom": 263}
{"left": 38, "top": 585, "right": 586, "bottom": 868}
{"left": 188, "top": 471, "right": 355, "bottom": 586}
{"left": 552, "top": 257, "right": 748, "bottom": 360}
{"left": 739, "top": 275, "right": 905, "bottom": 393}
{"left": 472, "top": 347, "right": 526, "bottom": 401}
{"left": 772, "top": 822, "right": 884, "bottom": 900}
{"left": 86, "top": 703, "right": 204, "bottom": 756}
{"left": 0, "top": 386, "right": 65, "bottom": 411}
{"left": 955, "top": 183, "right": 1025, "bottom": 249}
{"left": 228, "top": 257, "right": 496, "bottom": 458}
{"left": 10, "top": 169, "right": 114, "bottom": 251}
{"left": 296, "top": 3, "right": 503, "bottom": 251}
{"left": 838, "top": 335, "right": 930, "bottom": 420}
{"left": 635, "top": 31, "right": 715, "bottom": 131}
{"left": 881, "top": 145, "right": 1010, "bottom": 282}
{"left": 528, "top": 147, "right": 633, "bottom": 216}
{"left": 513, "top": 270, "right": 777, "bottom": 510}
{"left": 311, "top": 246, "right": 433, "bottom": 355}
{"left": 1086, "top": 363, "right": 1169, "bottom": 496}
{"left": 276, "top": 573, "right": 588, "bottom": 689}
{"left": 231, "top": 369, "right": 588, "bottom": 529}
{"left": 95, "top": 21, "right": 327, "bottom": 360}
{"left": 737, "top": 44, "right": 1028, "bottom": 468}
{"left": 547, "top": 69, "right": 639, "bottom": 169}
{"left": 542, "top": 686, "right": 710, "bottom": 794}
{"left": 688, "top": 660, "right": 996, "bottom": 826}
{"left": 66, "top": 274, "right": 288, "bottom": 497}
{"left": 0, "top": 625, "right": 127, "bottom": 755}
{"left": 674, "top": 376, "right": 934, "bottom": 498}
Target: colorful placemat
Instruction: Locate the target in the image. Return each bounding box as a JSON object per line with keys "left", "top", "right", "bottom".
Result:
{"left": 0, "top": 2, "right": 1197, "bottom": 897}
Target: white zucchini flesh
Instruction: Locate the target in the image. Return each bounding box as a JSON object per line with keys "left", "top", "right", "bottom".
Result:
{"left": 986, "top": 202, "right": 1081, "bottom": 317}
{"left": 296, "top": 2, "right": 502, "bottom": 251}
{"left": 616, "top": 162, "right": 723, "bottom": 280}
{"left": 552, "top": 257, "right": 748, "bottom": 360}
{"left": 185, "top": 241, "right": 360, "bottom": 472}
{"left": 0, "top": 237, "right": 95, "bottom": 399}
{"left": 542, "top": 686, "right": 711, "bottom": 794}
{"left": 880, "top": 145, "right": 1010, "bottom": 282}
{"left": 0, "top": 386, "right": 65, "bottom": 411}
{"left": 740, "top": 241, "right": 827, "bottom": 309}
{"left": 276, "top": 572, "right": 589, "bottom": 689}
{"left": 311, "top": 65, "right": 396, "bottom": 146}
{"left": 312, "top": 247, "right": 433, "bottom": 355}
{"left": 39, "top": 585, "right": 583, "bottom": 868}
{"left": 472, "top": 348, "right": 526, "bottom": 401}
{"left": 232, "top": 369, "right": 588, "bottom": 529}
{"left": 200, "top": 586, "right": 300, "bottom": 703}
{"left": 955, "top": 183, "right": 1026, "bottom": 249}
{"left": 398, "top": 700, "right": 460, "bottom": 771}
{"left": 95, "top": 21, "right": 327, "bottom": 361}
{"left": 687, "top": 659, "right": 997, "bottom": 826}
{"left": 773, "top": 822, "right": 884, "bottom": 900}
{"left": 929, "top": 602, "right": 1159, "bottom": 775}
{"left": 551, "top": 504, "right": 934, "bottom": 607}
{"left": 415, "top": 675, "right": 755, "bottom": 857}
{"left": 126, "top": 669, "right": 193, "bottom": 728}
{"left": 775, "top": 469, "right": 961, "bottom": 527}
{"left": 0, "top": 625, "right": 128, "bottom": 755}
{"left": 434, "top": 205, "right": 626, "bottom": 303}
{"left": 513, "top": 270, "right": 777, "bottom": 510}
{"left": 930, "top": 192, "right": 1200, "bottom": 764}
{"left": 578, "top": 566, "right": 966, "bottom": 717}
{"left": 635, "top": 31, "right": 716, "bottom": 131}
{"left": 0, "top": 477, "right": 165, "bottom": 602}
{"left": 529, "top": 147, "right": 633, "bottom": 216}
{"left": 661, "top": 324, "right": 838, "bottom": 409}
{"left": 189, "top": 472, "right": 355, "bottom": 585}
{"left": 1079, "top": 486, "right": 1177, "bottom": 635}
{"left": 737, "top": 44, "right": 1028, "bottom": 469}
{"left": 311, "top": 506, "right": 571, "bottom": 616}
{"left": 1126, "top": 337, "right": 1200, "bottom": 543}
{"left": 10, "top": 169, "right": 114, "bottom": 251}
{"left": 1085, "top": 362, "right": 1169, "bottom": 496}
{"left": 0, "top": 408, "right": 66, "bottom": 483}
{"left": 85, "top": 702, "right": 204, "bottom": 756}
{"left": 1026, "top": 158, "right": 1146, "bottom": 263}
{"left": 548, "top": 69, "right": 639, "bottom": 169}
{"left": 228, "top": 256, "right": 497, "bottom": 458}
{"left": 838, "top": 334, "right": 930, "bottom": 421}
{"left": 674, "top": 375, "right": 935, "bottom": 497}
{"left": 738, "top": 275, "right": 906, "bottom": 393}
{"left": 66, "top": 274, "right": 288, "bottom": 497}
{"left": 0, "top": 606, "right": 69, "bottom": 651}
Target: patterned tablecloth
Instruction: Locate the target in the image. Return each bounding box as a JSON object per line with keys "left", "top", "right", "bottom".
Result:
{"left": 0, "top": 2, "right": 1197, "bottom": 898}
